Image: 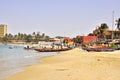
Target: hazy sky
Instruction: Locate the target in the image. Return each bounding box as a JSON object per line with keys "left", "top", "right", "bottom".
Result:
{"left": 0, "top": 0, "right": 120, "bottom": 37}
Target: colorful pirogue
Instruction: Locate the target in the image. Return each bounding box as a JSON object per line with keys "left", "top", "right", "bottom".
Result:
{"left": 34, "top": 47, "right": 72, "bottom": 52}
{"left": 82, "top": 47, "right": 115, "bottom": 52}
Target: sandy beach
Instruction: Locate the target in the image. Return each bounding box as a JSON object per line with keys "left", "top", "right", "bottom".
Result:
{"left": 4, "top": 48, "right": 120, "bottom": 80}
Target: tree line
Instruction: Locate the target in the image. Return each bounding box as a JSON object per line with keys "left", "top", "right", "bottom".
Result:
{"left": 0, "top": 32, "right": 50, "bottom": 43}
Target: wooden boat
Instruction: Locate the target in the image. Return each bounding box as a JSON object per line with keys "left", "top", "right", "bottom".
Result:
{"left": 110, "top": 46, "right": 120, "bottom": 50}
{"left": 82, "top": 47, "right": 115, "bottom": 52}
{"left": 34, "top": 48, "right": 72, "bottom": 52}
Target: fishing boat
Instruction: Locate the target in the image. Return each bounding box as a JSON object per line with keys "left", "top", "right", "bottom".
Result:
{"left": 34, "top": 47, "right": 72, "bottom": 52}
{"left": 82, "top": 47, "right": 115, "bottom": 52}
{"left": 110, "top": 42, "right": 120, "bottom": 50}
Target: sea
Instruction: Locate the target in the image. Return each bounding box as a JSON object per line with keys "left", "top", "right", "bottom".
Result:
{"left": 0, "top": 44, "right": 58, "bottom": 79}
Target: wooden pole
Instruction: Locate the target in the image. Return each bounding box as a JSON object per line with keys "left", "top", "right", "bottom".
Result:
{"left": 112, "top": 11, "right": 114, "bottom": 39}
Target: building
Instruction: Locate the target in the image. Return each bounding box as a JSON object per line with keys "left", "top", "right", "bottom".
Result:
{"left": 82, "top": 36, "right": 97, "bottom": 43}
{"left": 0, "top": 24, "right": 7, "bottom": 38}
{"left": 75, "top": 35, "right": 97, "bottom": 44}
{"left": 104, "top": 30, "right": 120, "bottom": 39}
{"left": 93, "top": 29, "right": 120, "bottom": 39}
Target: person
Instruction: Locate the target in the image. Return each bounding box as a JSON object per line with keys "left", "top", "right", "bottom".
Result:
{"left": 27, "top": 45, "right": 29, "bottom": 49}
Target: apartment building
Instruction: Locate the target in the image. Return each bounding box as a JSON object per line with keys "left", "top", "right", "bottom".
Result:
{"left": 0, "top": 24, "right": 7, "bottom": 37}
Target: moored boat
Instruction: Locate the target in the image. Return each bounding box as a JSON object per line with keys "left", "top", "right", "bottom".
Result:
{"left": 34, "top": 47, "right": 72, "bottom": 52}
{"left": 82, "top": 47, "right": 115, "bottom": 52}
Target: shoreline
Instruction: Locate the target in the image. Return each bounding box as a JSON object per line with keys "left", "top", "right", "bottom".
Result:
{"left": 4, "top": 48, "right": 120, "bottom": 80}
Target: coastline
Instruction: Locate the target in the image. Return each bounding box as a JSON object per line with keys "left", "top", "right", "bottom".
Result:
{"left": 4, "top": 48, "right": 120, "bottom": 80}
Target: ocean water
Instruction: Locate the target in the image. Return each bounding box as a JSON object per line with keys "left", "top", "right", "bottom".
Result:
{"left": 0, "top": 45, "right": 58, "bottom": 79}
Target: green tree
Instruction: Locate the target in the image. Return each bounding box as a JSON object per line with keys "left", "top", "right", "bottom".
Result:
{"left": 25, "top": 34, "right": 32, "bottom": 42}
{"left": 1, "top": 34, "right": 8, "bottom": 43}
{"left": 63, "top": 39, "right": 68, "bottom": 44}
{"left": 94, "top": 23, "right": 109, "bottom": 40}
{"left": 41, "top": 33, "right": 45, "bottom": 38}
{"left": 32, "top": 32, "right": 36, "bottom": 35}
{"left": 45, "top": 36, "right": 50, "bottom": 41}
{"left": 18, "top": 32, "right": 21, "bottom": 40}
{"left": 72, "top": 36, "right": 82, "bottom": 44}
{"left": 116, "top": 18, "right": 120, "bottom": 30}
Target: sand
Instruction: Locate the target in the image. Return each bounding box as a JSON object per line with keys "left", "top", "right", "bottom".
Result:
{"left": 4, "top": 48, "right": 120, "bottom": 80}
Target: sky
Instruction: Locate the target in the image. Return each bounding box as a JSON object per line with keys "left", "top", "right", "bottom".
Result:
{"left": 0, "top": 0, "right": 120, "bottom": 37}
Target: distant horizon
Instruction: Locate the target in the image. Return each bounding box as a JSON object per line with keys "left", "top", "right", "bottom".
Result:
{"left": 0, "top": 0, "right": 120, "bottom": 37}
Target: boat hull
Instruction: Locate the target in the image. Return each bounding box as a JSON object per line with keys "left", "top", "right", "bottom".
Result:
{"left": 34, "top": 48, "right": 72, "bottom": 52}
{"left": 82, "top": 47, "right": 115, "bottom": 52}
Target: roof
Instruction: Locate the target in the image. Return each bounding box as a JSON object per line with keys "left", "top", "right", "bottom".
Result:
{"left": 82, "top": 36, "right": 97, "bottom": 43}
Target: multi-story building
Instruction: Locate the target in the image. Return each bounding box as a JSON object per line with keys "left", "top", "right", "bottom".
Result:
{"left": 0, "top": 24, "right": 7, "bottom": 38}
{"left": 93, "top": 29, "right": 120, "bottom": 39}
{"left": 104, "top": 30, "right": 120, "bottom": 39}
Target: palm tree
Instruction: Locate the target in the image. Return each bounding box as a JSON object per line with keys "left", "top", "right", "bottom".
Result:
{"left": 100, "top": 23, "right": 109, "bottom": 38}
{"left": 45, "top": 36, "right": 50, "bottom": 41}
{"left": 116, "top": 18, "right": 120, "bottom": 30}
{"left": 100, "top": 23, "right": 109, "bottom": 29}
{"left": 32, "top": 32, "right": 36, "bottom": 35}
{"left": 25, "top": 34, "right": 32, "bottom": 42}
{"left": 94, "top": 23, "right": 109, "bottom": 40}
{"left": 41, "top": 33, "right": 45, "bottom": 38}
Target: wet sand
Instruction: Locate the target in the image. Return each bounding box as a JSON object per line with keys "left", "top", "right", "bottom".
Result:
{"left": 4, "top": 48, "right": 120, "bottom": 80}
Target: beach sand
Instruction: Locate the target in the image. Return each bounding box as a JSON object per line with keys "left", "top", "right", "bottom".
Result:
{"left": 4, "top": 48, "right": 120, "bottom": 80}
